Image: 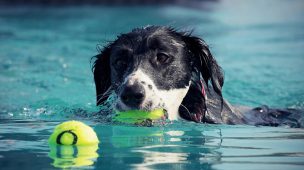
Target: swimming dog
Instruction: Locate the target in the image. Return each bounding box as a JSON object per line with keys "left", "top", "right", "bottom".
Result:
{"left": 93, "top": 26, "right": 303, "bottom": 127}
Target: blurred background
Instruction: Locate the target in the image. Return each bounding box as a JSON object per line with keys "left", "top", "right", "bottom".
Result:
{"left": 0, "top": 0, "right": 303, "bottom": 118}
{"left": 1, "top": 0, "right": 218, "bottom": 6}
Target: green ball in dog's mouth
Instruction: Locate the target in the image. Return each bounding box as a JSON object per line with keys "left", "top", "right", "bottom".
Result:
{"left": 113, "top": 109, "right": 166, "bottom": 124}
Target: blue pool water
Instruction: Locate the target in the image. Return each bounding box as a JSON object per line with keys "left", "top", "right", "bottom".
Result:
{"left": 1, "top": 0, "right": 304, "bottom": 169}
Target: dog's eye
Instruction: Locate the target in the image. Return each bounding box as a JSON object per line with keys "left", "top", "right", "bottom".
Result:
{"left": 114, "top": 59, "right": 127, "bottom": 69}
{"left": 156, "top": 53, "right": 171, "bottom": 64}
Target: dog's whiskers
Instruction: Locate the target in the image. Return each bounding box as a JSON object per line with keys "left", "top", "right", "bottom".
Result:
{"left": 143, "top": 104, "right": 151, "bottom": 112}
{"left": 180, "top": 103, "right": 192, "bottom": 118}
{"left": 98, "top": 93, "right": 118, "bottom": 115}
{"left": 97, "top": 87, "right": 114, "bottom": 105}
{"left": 97, "top": 95, "right": 111, "bottom": 105}
{"left": 96, "top": 92, "right": 111, "bottom": 99}
{"left": 98, "top": 86, "right": 113, "bottom": 96}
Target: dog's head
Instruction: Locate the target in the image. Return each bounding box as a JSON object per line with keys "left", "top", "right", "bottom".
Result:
{"left": 93, "top": 26, "right": 224, "bottom": 121}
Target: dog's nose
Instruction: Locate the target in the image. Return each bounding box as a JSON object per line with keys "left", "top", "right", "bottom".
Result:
{"left": 120, "top": 83, "right": 145, "bottom": 107}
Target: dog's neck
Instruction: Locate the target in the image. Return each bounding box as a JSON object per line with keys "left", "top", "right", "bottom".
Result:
{"left": 158, "top": 86, "right": 190, "bottom": 120}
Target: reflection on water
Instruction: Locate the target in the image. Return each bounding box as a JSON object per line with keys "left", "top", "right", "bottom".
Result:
{"left": 98, "top": 125, "right": 223, "bottom": 169}
{"left": 95, "top": 124, "right": 222, "bottom": 169}
{"left": 94, "top": 124, "right": 304, "bottom": 170}
{"left": 48, "top": 144, "right": 99, "bottom": 168}
{"left": 129, "top": 129, "right": 222, "bottom": 170}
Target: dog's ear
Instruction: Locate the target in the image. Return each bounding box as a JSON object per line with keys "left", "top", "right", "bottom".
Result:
{"left": 182, "top": 35, "right": 224, "bottom": 98}
{"left": 92, "top": 45, "right": 112, "bottom": 106}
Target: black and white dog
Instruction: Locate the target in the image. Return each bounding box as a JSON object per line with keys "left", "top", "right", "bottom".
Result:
{"left": 93, "top": 26, "right": 303, "bottom": 127}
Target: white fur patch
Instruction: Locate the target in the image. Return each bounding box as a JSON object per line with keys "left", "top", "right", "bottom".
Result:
{"left": 116, "top": 69, "right": 190, "bottom": 120}
{"left": 157, "top": 87, "right": 189, "bottom": 120}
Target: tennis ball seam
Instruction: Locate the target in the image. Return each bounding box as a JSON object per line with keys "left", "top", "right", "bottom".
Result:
{"left": 56, "top": 130, "right": 78, "bottom": 145}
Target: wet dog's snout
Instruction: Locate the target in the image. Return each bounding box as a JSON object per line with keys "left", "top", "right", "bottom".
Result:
{"left": 120, "top": 82, "right": 145, "bottom": 108}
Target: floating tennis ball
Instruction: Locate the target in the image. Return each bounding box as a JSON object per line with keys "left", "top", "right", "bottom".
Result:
{"left": 48, "top": 121, "right": 99, "bottom": 145}
{"left": 113, "top": 109, "right": 165, "bottom": 124}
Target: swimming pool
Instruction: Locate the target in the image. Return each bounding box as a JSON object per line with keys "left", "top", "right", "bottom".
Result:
{"left": 1, "top": 0, "right": 304, "bottom": 169}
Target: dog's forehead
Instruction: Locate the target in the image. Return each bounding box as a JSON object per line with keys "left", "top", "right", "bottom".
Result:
{"left": 113, "top": 29, "right": 184, "bottom": 52}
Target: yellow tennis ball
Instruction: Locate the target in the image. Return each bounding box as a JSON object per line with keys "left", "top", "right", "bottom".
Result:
{"left": 48, "top": 121, "right": 99, "bottom": 146}
{"left": 113, "top": 109, "right": 165, "bottom": 124}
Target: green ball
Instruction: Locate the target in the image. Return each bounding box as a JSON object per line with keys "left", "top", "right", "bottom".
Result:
{"left": 113, "top": 109, "right": 165, "bottom": 124}
{"left": 48, "top": 121, "right": 99, "bottom": 146}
